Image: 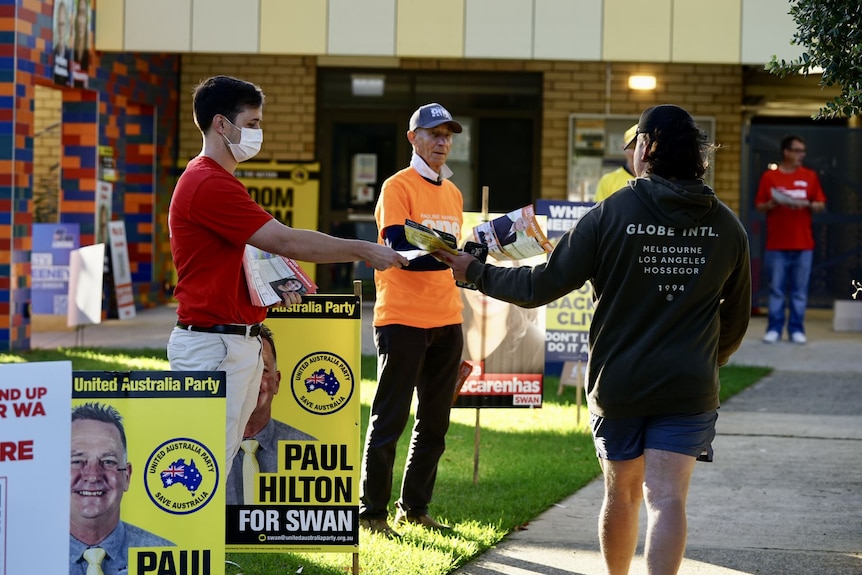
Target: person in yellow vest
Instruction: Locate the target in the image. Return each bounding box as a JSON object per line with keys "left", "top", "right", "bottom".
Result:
{"left": 595, "top": 124, "right": 638, "bottom": 202}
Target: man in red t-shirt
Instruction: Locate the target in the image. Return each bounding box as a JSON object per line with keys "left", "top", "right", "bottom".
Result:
{"left": 754, "top": 134, "right": 826, "bottom": 345}
{"left": 168, "top": 76, "right": 407, "bottom": 476}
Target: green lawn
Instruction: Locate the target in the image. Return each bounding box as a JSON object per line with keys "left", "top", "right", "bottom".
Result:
{"left": 1, "top": 348, "right": 770, "bottom": 575}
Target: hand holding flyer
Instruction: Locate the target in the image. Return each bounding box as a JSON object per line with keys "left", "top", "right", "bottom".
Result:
{"left": 472, "top": 205, "right": 552, "bottom": 261}
{"left": 771, "top": 187, "right": 810, "bottom": 209}
{"left": 242, "top": 245, "right": 317, "bottom": 307}
{"left": 404, "top": 219, "right": 459, "bottom": 255}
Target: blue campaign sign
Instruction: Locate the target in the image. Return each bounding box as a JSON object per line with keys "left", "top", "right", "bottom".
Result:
{"left": 535, "top": 199, "right": 594, "bottom": 242}
{"left": 32, "top": 223, "right": 80, "bottom": 315}
{"left": 534, "top": 201, "right": 595, "bottom": 364}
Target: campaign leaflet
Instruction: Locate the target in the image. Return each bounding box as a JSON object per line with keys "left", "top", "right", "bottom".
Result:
{"left": 471, "top": 205, "right": 552, "bottom": 262}
{"left": 225, "top": 294, "right": 362, "bottom": 554}
{"left": 535, "top": 200, "right": 595, "bottom": 364}
{"left": 0, "top": 362, "right": 72, "bottom": 575}
{"left": 242, "top": 245, "right": 318, "bottom": 307}
{"left": 71, "top": 371, "right": 226, "bottom": 575}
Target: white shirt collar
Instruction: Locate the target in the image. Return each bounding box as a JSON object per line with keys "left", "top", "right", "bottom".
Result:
{"left": 411, "top": 152, "right": 453, "bottom": 182}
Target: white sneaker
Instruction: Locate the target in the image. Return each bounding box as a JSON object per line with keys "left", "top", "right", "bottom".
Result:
{"left": 791, "top": 332, "right": 807, "bottom": 345}
{"left": 763, "top": 331, "right": 779, "bottom": 344}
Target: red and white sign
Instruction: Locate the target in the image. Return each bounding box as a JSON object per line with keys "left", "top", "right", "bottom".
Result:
{"left": 108, "top": 220, "right": 136, "bottom": 320}
{"left": 0, "top": 362, "right": 72, "bottom": 575}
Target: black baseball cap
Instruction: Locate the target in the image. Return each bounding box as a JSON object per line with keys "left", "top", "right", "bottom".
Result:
{"left": 624, "top": 104, "right": 696, "bottom": 150}
{"left": 409, "top": 103, "right": 463, "bottom": 133}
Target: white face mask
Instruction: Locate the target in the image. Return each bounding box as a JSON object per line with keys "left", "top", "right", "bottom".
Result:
{"left": 222, "top": 117, "right": 263, "bottom": 162}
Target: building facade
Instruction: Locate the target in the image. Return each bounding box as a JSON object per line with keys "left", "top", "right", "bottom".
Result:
{"left": 2, "top": 0, "right": 855, "bottom": 350}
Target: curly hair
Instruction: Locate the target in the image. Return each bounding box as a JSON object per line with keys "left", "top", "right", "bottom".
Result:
{"left": 642, "top": 121, "right": 714, "bottom": 181}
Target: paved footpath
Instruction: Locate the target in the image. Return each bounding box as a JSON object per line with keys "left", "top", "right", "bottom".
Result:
{"left": 30, "top": 307, "right": 862, "bottom": 574}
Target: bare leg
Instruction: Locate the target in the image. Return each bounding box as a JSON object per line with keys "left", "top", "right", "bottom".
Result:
{"left": 643, "top": 448, "right": 696, "bottom": 575}
{"left": 599, "top": 456, "right": 645, "bottom": 575}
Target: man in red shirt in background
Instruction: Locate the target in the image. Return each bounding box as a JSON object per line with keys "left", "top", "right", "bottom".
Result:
{"left": 755, "top": 134, "right": 826, "bottom": 345}
{"left": 168, "top": 75, "right": 407, "bottom": 476}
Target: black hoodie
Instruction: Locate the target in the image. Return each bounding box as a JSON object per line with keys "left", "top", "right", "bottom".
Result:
{"left": 466, "top": 175, "right": 751, "bottom": 417}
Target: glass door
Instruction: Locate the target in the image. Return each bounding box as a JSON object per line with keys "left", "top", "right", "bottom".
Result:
{"left": 318, "top": 116, "right": 404, "bottom": 292}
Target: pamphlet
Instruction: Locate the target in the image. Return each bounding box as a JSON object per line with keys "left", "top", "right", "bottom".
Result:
{"left": 771, "top": 187, "right": 810, "bottom": 209}
{"left": 451, "top": 360, "right": 475, "bottom": 405}
{"left": 472, "top": 205, "right": 553, "bottom": 261}
{"left": 242, "top": 245, "right": 317, "bottom": 307}
{"left": 404, "top": 219, "right": 459, "bottom": 255}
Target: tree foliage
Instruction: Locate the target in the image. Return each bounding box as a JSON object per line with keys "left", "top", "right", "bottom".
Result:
{"left": 765, "top": 0, "right": 862, "bottom": 119}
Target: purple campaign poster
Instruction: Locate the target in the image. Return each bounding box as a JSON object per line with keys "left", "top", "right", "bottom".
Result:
{"left": 32, "top": 223, "right": 80, "bottom": 315}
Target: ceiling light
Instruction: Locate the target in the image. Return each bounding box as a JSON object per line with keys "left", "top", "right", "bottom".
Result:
{"left": 628, "top": 75, "right": 657, "bottom": 91}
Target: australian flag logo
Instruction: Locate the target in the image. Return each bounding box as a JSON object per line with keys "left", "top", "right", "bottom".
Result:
{"left": 160, "top": 458, "right": 203, "bottom": 493}
{"left": 304, "top": 368, "right": 340, "bottom": 397}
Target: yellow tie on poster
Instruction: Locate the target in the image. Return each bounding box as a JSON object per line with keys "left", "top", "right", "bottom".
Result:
{"left": 241, "top": 438, "right": 260, "bottom": 504}
{"left": 83, "top": 547, "right": 106, "bottom": 575}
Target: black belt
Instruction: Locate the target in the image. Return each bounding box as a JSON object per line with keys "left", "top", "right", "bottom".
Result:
{"left": 176, "top": 322, "right": 261, "bottom": 337}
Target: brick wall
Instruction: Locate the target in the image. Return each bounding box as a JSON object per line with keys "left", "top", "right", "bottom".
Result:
{"left": 0, "top": 0, "right": 179, "bottom": 350}
{"left": 177, "top": 56, "right": 744, "bottom": 213}
{"left": 1, "top": 0, "right": 54, "bottom": 350}
{"left": 33, "top": 86, "right": 62, "bottom": 223}
{"left": 403, "top": 59, "right": 744, "bottom": 212}
{"left": 178, "top": 55, "right": 318, "bottom": 163}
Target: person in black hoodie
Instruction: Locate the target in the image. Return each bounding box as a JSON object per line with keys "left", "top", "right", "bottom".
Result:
{"left": 437, "top": 104, "right": 751, "bottom": 575}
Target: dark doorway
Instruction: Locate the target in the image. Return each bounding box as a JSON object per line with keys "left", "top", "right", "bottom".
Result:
{"left": 329, "top": 121, "right": 399, "bottom": 213}
{"left": 478, "top": 117, "right": 536, "bottom": 214}
{"left": 319, "top": 117, "right": 401, "bottom": 293}
{"left": 316, "top": 68, "right": 543, "bottom": 294}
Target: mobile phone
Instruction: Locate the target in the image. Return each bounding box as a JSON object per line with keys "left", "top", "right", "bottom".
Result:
{"left": 455, "top": 241, "right": 488, "bottom": 290}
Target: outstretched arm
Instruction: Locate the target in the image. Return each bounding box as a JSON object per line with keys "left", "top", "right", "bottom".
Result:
{"left": 249, "top": 219, "right": 408, "bottom": 271}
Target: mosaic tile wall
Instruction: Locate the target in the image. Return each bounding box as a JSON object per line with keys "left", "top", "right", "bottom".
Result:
{"left": 1, "top": 0, "right": 179, "bottom": 350}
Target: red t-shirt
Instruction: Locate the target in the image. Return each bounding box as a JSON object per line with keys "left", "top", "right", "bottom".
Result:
{"left": 170, "top": 156, "right": 274, "bottom": 326}
{"left": 754, "top": 166, "right": 825, "bottom": 250}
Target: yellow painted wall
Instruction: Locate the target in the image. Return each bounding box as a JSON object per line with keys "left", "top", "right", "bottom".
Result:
{"left": 672, "top": 0, "right": 741, "bottom": 64}
{"left": 260, "top": 0, "right": 327, "bottom": 55}
{"left": 98, "top": 0, "right": 798, "bottom": 66}
{"left": 396, "top": 0, "right": 464, "bottom": 58}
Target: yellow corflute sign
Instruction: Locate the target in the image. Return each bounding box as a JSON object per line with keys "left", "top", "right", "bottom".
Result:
{"left": 236, "top": 162, "right": 321, "bottom": 282}
{"left": 72, "top": 371, "right": 227, "bottom": 575}
{"left": 225, "top": 294, "right": 362, "bottom": 554}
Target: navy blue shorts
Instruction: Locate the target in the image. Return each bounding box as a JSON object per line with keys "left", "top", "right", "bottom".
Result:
{"left": 590, "top": 410, "right": 718, "bottom": 462}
